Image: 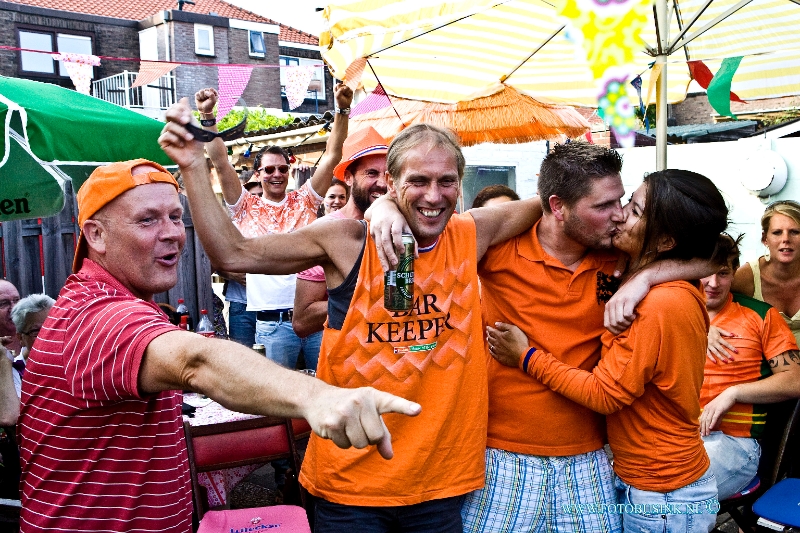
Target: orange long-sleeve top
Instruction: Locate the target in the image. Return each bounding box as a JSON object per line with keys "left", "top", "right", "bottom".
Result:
{"left": 524, "top": 281, "right": 710, "bottom": 492}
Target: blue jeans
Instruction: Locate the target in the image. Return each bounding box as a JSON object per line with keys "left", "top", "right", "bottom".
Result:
{"left": 227, "top": 301, "right": 257, "bottom": 346}
{"left": 703, "top": 431, "right": 760, "bottom": 500}
{"left": 255, "top": 319, "right": 321, "bottom": 370}
{"left": 314, "top": 495, "right": 465, "bottom": 533}
{"left": 616, "top": 467, "right": 719, "bottom": 533}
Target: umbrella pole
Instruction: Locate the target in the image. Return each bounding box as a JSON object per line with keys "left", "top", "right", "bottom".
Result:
{"left": 655, "top": 0, "right": 670, "bottom": 170}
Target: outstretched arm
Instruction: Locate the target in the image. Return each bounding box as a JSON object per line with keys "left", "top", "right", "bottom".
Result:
{"left": 159, "top": 98, "right": 333, "bottom": 276}
{"left": 309, "top": 84, "right": 353, "bottom": 197}
{"left": 366, "top": 195, "right": 543, "bottom": 271}
{"left": 605, "top": 258, "right": 717, "bottom": 334}
{"left": 470, "top": 197, "right": 543, "bottom": 261}
{"left": 140, "top": 330, "right": 420, "bottom": 459}
{"left": 195, "top": 88, "right": 242, "bottom": 205}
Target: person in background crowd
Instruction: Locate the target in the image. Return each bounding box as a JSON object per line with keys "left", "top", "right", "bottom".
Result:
{"left": 699, "top": 233, "right": 800, "bottom": 500}
{"left": 244, "top": 179, "right": 264, "bottom": 198}
{"left": 318, "top": 178, "right": 349, "bottom": 217}
{"left": 471, "top": 184, "right": 520, "bottom": 209}
{"left": 196, "top": 85, "right": 352, "bottom": 368}
{"left": 10, "top": 294, "right": 54, "bottom": 396}
{"left": 0, "top": 280, "right": 21, "bottom": 355}
{"left": 0, "top": 294, "right": 53, "bottom": 501}
{"left": 17, "top": 158, "right": 420, "bottom": 533}
{"left": 293, "top": 127, "right": 389, "bottom": 352}
{"left": 490, "top": 169, "right": 729, "bottom": 533}
{"left": 721, "top": 201, "right": 800, "bottom": 350}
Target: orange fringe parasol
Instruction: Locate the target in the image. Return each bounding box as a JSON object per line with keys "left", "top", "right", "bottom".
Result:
{"left": 350, "top": 85, "right": 590, "bottom": 146}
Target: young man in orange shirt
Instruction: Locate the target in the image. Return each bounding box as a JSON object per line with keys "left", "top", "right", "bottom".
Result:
{"left": 462, "top": 144, "right": 714, "bottom": 533}
{"left": 700, "top": 234, "right": 800, "bottom": 499}
{"left": 162, "top": 102, "right": 543, "bottom": 533}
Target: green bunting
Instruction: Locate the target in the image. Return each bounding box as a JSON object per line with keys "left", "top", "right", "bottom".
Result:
{"left": 707, "top": 56, "right": 743, "bottom": 119}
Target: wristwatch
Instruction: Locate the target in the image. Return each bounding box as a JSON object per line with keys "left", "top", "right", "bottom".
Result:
{"left": 335, "top": 107, "right": 351, "bottom": 115}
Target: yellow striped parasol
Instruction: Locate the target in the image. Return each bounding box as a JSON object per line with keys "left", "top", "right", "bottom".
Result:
{"left": 321, "top": 0, "right": 800, "bottom": 166}
{"left": 321, "top": 0, "right": 800, "bottom": 107}
{"left": 350, "top": 85, "right": 591, "bottom": 145}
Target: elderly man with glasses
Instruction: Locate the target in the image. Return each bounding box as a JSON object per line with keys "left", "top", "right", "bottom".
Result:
{"left": 195, "top": 85, "right": 353, "bottom": 365}
{"left": 0, "top": 280, "right": 21, "bottom": 356}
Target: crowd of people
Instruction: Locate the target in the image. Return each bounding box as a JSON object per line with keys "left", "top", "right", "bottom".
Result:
{"left": 0, "top": 85, "right": 797, "bottom": 533}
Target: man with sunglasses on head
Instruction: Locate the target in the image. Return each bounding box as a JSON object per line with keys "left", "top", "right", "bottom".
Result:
{"left": 195, "top": 85, "right": 353, "bottom": 365}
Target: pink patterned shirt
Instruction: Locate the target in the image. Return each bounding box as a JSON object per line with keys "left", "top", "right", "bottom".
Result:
{"left": 228, "top": 182, "right": 322, "bottom": 238}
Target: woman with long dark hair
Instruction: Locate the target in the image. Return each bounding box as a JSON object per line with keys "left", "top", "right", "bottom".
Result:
{"left": 490, "top": 169, "right": 730, "bottom": 533}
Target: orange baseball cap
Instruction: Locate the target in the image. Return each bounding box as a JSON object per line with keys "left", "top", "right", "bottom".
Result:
{"left": 73, "top": 159, "right": 179, "bottom": 273}
{"left": 332, "top": 127, "right": 388, "bottom": 180}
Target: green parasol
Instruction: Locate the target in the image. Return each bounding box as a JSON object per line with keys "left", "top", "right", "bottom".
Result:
{"left": 0, "top": 76, "right": 172, "bottom": 222}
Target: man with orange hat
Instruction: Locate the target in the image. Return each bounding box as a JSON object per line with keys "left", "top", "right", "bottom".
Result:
{"left": 16, "top": 159, "right": 422, "bottom": 533}
{"left": 196, "top": 85, "right": 353, "bottom": 367}
{"left": 293, "top": 126, "right": 389, "bottom": 341}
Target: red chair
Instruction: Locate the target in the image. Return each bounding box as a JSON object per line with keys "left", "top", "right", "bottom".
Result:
{"left": 183, "top": 415, "right": 308, "bottom": 524}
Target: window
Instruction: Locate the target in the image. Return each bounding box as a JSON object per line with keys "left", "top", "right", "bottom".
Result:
{"left": 18, "top": 28, "right": 94, "bottom": 77}
{"left": 249, "top": 31, "right": 265, "bottom": 57}
{"left": 279, "top": 56, "right": 325, "bottom": 100}
{"left": 460, "top": 166, "right": 517, "bottom": 212}
{"left": 194, "top": 24, "right": 214, "bottom": 56}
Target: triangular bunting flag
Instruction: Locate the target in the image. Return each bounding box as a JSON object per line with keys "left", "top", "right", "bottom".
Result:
{"left": 707, "top": 56, "right": 744, "bottom": 119}
{"left": 284, "top": 66, "right": 315, "bottom": 110}
{"left": 217, "top": 66, "right": 253, "bottom": 120}
{"left": 133, "top": 62, "right": 178, "bottom": 88}
{"left": 52, "top": 52, "right": 101, "bottom": 95}
{"left": 350, "top": 84, "right": 392, "bottom": 117}
{"left": 688, "top": 60, "right": 745, "bottom": 103}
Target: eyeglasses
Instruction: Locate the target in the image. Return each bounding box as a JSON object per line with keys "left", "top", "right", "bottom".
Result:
{"left": 0, "top": 298, "right": 19, "bottom": 310}
{"left": 256, "top": 165, "right": 290, "bottom": 175}
{"left": 21, "top": 327, "right": 40, "bottom": 338}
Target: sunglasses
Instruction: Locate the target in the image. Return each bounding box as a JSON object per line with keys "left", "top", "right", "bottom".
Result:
{"left": 184, "top": 99, "right": 249, "bottom": 142}
{"left": 257, "top": 165, "right": 290, "bottom": 175}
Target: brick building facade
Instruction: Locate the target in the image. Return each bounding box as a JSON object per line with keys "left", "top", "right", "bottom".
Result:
{"left": 0, "top": 0, "right": 332, "bottom": 114}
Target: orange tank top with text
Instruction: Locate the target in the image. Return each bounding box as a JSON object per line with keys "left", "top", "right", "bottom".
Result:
{"left": 299, "top": 213, "right": 488, "bottom": 506}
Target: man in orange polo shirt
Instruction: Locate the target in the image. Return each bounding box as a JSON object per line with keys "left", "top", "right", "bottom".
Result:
{"left": 463, "top": 143, "right": 712, "bottom": 533}
{"left": 699, "top": 234, "right": 800, "bottom": 500}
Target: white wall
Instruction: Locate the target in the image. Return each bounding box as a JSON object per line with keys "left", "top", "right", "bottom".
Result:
{"left": 462, "top": 140, "right": 549, "bottom": 200}
{"left": 617, "top": 137, "right": 800, "bottom": 264}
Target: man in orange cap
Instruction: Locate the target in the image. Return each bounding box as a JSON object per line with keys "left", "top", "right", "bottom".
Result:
{"left": 293, "top": 126, "right": 389, "bottom": 340}
{"left": 16, "top": 159, "right": 422, "bottom": 533}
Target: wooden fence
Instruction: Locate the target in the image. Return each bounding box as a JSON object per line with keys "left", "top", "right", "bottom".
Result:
{"left": 0, "top": 182, "right": 214, "bottom": 325}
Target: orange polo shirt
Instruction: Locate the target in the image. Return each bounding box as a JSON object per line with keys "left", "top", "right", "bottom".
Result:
{"left": 299, "top": 214, "right": 487, "bottom": 506}
{"left": 525, "top": 281, "right": 710, "bottom": 492}
{"left": 480, "top": 221, "right": 619, "bottom": 456}
{"left": 701, "top": 293, "right": 797, "bottom": 438}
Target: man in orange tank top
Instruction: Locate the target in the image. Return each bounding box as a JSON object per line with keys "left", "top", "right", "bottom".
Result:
{"left": 163, "top": 102, "right": 545, "bottom": 533}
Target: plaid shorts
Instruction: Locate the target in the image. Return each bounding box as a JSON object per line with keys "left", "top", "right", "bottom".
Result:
{"left": 461, "top": 447, "right": 621, "bottom": 533}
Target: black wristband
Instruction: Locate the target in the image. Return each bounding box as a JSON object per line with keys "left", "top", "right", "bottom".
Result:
{"left": 200, "top": 118, "right": 216, "bottom": 127}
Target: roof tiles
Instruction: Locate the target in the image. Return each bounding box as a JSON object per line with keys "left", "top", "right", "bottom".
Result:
{"left": 4, "top": 0, "right": 319, "bottom": 45}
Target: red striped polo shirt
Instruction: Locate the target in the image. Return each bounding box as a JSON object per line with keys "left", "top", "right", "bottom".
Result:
{"left": 18, "top": 260, "right": 191, "bottom": 533}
